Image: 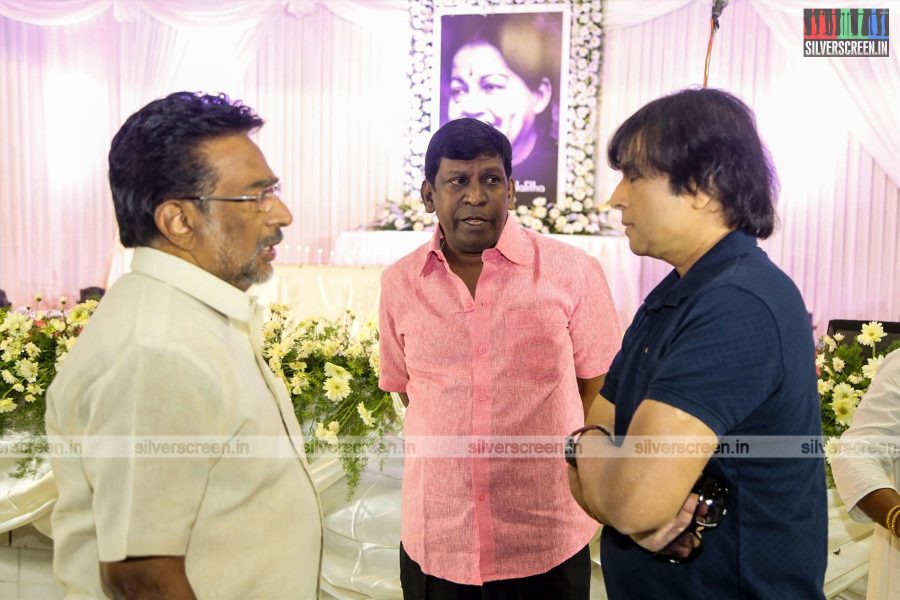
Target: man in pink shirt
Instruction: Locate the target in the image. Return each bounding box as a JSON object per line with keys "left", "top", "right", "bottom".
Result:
{"left": 379, "top": 118, "right": 621, "bottom": 599}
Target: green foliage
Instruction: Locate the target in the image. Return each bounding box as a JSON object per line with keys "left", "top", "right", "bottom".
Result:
{"left": 261, "top": 305, "right": 401, "bottom": 498}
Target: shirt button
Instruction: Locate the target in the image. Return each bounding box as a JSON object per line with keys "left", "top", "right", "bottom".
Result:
{"left": 478, "top": 346, "right": 487, "bottom": 354}
{"left": 643, "top": 346, "right": 649, "bottom": 354}
{"left": 478, "top": 495, "right": 485, "bottom": 501}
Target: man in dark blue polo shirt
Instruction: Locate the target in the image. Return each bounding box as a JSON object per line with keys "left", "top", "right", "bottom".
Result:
{"left": 567, "top": 88, "right": 826, "bottom": 598}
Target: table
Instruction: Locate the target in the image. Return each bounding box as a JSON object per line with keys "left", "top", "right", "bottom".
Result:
{"left": 333, "top": 230, "right": 641, "bottom": 329}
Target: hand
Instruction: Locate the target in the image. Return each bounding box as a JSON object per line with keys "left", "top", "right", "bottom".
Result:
{"left": 630, "top": 493, "right": 699, "bottom": 555}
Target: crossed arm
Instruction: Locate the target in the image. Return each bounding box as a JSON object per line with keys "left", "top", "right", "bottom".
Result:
{"left": 568, "top": 396, "right": 717, "bottom": 546}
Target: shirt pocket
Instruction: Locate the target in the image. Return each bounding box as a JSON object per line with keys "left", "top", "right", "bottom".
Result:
{"left": 504, "top": 309, "right": 564, "bottom": 383}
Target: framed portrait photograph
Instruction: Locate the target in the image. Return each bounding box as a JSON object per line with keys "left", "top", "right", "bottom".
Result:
{"left": 433, "top": 5, "right": 571, "bottom": 207}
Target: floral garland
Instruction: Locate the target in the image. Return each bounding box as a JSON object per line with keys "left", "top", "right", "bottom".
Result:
{"left": 818, "top": 321, "right": 900, "bottom": 486}
{"left": 370, "top": 0, "right": 612, "bottom": 234}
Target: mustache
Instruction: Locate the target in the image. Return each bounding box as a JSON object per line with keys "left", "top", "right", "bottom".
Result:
{"left": 259, "top": 230, "right": 283, "bottom": 249}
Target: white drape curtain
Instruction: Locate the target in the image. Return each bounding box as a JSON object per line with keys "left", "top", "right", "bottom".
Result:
{"left": 0, "top": 0, "right": 409, "bottom": 305}
{"left": 598, "top": 0, "right": 900, "bottom": 331}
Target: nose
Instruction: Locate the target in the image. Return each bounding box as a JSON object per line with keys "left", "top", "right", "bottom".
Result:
{"left": 268, "top": 195, "right": 293, "bottom": 228}
{"left": 463, "top": 180, "right": 488, "bottom": 206}
{"left": 609, "top": 179, "right": 628, "bottom": 212}
{"left": 457, "top": 93, "right": 487, "bottom": 120}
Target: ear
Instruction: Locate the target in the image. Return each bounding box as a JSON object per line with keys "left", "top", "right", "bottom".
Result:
{"left": 421, "top": 180, "right": 436, "bottom": 213}
{"left": 507, "top": 178, "right": 516, "bottom": 210}
{"left": 532, "top": 78, "right": 552, "bottom": 115}
{"left": 154, "top": 200, "right": 198, "bottom": 250}
{"left": 690, "top": 190, "right": 720, "bottom": 213}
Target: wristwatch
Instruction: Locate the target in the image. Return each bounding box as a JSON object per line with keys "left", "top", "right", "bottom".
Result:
{"left": 565, "top": 424, "right": 614, "bottom": 468}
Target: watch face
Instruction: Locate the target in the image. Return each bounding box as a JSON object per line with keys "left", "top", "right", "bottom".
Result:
{"left": 564, "top": 435, "right": 578, "bottom": 468}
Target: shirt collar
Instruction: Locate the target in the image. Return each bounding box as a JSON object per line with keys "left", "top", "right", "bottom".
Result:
{"left": 646, "top": 230, "right": 758, "bottom": 311}
{"left": 419, "top": 216, "right": 531, "bottom": 276}
{"left": 130, "top": 247, "right": 255, "bottom": 324}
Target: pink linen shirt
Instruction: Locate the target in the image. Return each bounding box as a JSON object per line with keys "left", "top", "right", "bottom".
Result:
{"left": 379, "top": 218, "right": 621, "bottom": 585}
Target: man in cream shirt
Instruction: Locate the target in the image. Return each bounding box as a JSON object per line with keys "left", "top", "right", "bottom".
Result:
{"left": 46, "top": 92, "right": 322, "bottom": 598}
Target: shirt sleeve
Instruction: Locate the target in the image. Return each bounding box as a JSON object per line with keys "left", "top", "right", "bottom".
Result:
{"left": 831, "top": 349, "right": 900, "bottom": 521}
{"left": 569, "top": 255, "right": 622, "bottom": 379}
{"left": 378, "top": 269, "right": 409, "bottom": 392}
{"left": 645, "top": 285, "right": 783, "bottom": 436}
{"left": 80, "top": 346, "right": 225, "bottom": 562}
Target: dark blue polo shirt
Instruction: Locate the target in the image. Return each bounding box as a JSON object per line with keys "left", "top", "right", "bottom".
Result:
{"left": 599, "top": 230, "right": 826, "bottom": 599}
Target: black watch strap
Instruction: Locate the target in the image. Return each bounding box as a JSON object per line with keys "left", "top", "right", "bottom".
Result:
{"left": 564, "top": 424, "right": 614, "bottom": 468}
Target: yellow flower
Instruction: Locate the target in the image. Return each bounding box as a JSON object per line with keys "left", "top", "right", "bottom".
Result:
{"left": 289, "top": 374, "right": 308, "bottom": 395}
{"left": 24, "top": 343, "right": 41, "bottom": 358}
{"left": 1, "top": 370, "right": 15, "bottom": 385}
{"left": 862, "top": 356, "right": 883, "bottom": 380}
{"left": 26, "top": 383, "right": 43, "bottom": 396}
{"left": 24, "top": 394, "right": 36, "bottom": 403}
{"left": 833, "top": 333, "right": 845, "bottom": 342}
{"left": 831, "top": 387, "right": 858, "bottom": 427}
{"left": 357, "top": 402, "right": 374, "bottom": 427}
{"left": 0, "top": 312, "right": 32, "bottom": 336}
{"left": 369, "top": 346, "right": 380, "bottom": 373}
{"left": 831, "top": 357, "right": 845, "bottom": 372}
{"left": 0, "top": 399, "right": 16, "bottom": 413}
{"left": 817, "top": 379, "right": 833, "bottom": 395}
{"left": 847, "top": 374, "right": 861, "bottom": 385}
{"left": 856, "top": 321, "right": 886, "bottom": 347}
{"left": 823, "top": 437, "right": 840, "bottom": 462}
{"left": 323, "top": 377, "right": 351, "bottom": 402}
{"left": 12, "top": 383, "right": 24, "bottom": 393}
{"left": 324, "top": 362, "right": 351, "bottom": 382}
{"left": 15, "top": 359, "right": 38, "bottom": 382}
{"left": 314, "top": 421, "right": 340, "bottom": 446}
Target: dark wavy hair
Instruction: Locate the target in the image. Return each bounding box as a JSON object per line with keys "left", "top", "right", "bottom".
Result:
{"left": 424, "top": 118, "right": 512, "bottom": 185}
{"left": 607, "top": 88, "right": 777, "bottom": 238}
{"left": 109, "top": 92, "right": 264, "bottom": 247}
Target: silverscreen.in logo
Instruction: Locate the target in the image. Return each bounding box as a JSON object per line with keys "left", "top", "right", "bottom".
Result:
{"left": 804, "top": 8, "right": 889, "bottom": 57}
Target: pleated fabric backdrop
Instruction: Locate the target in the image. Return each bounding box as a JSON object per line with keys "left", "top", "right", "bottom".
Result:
{"left": 0, "top": 0, "right": 409, "bottom": 306}
{"left": 598, "top": 0, "right": 900, "bottom": 331}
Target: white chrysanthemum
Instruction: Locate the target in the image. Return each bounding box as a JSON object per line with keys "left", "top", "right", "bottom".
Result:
{"left": 357, "top": 402, "right": 375, "bottom": 427}
{"left": 833, "top": 332, "right": 845, "bottom": 342}
{"left": 847, "top": 374, "right": 861, "bottom": 385}
{"left": 0, "top": 313, "right": 32, "bottom": 336}
{"left": 832, "top": 394, "right": 857, "bottom": 427}
{"left": 832, "top": 382, "right": 857, "bottom": 404}
{"left": 323, "top": 377, "right": 351, "bottom": 402}
{"left": 314, "top": 421, "right": 340, "bottom": 446}
{"left": 290, "top": 374, "right": 308, "bottom": 395}
{"left": 369, "top": 346, "right": 380, "bottom": 373}
{"left": 817, "top": 379, "right": 832, "bottom": 395}
{"left": 862, "top": 356, "right": 883, "bottom": 380}
{"left": 823, "top": 437, "right": 840, "bottom": 461}
{"left": 15, "top": 359, "right": 38, "bottom": 382}
{"left": 856, "top": 321, "right": 886, "bottom": 347}
{"left": 549, "top": 208, "right": 561, "bottom": 219}
{"left": 1, "top": 370, "right": 15, "bottom": 385}
{"left": 324, "top": 362, "right": 351, "bottom": 381}
{"left": 815, "top": 354, "right": 825, "bottom": 368}
{"left": 0, "top": 398, "right": 16, "bottom": 413}
{"left": 832, "top": 357, "right": 845, "bottom": 372}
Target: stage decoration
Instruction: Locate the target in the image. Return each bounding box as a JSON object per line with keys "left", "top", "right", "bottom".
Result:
{"left": 0, "top": 296, "right": 98, "bottom": 477}
{"left": 262, "top": 305, "right": 400, "bottom": 497}
{"left": 371, "top": 0, "right": 613, "bottom": 234}
{"left": 0, "top": 298, "right": 400, "bottom": 497}
{"left": 818, "top": 321, "right": 900, "bottom": 486}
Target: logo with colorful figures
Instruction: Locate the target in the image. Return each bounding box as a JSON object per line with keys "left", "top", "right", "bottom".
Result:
{"left": 804, "top": 8, "right": 889, "bottom": 57}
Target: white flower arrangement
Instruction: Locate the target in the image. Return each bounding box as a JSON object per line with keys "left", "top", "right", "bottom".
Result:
{"left": 818, "top": 321, "right": 900, "bottom": 486}
{"left": 261, "top": 306, "right": 401, "bottom": 496}
{"left": 379, "top": 0, "right": 613, "bottom": 235}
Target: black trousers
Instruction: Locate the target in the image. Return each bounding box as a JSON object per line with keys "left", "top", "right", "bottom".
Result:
{"left": 399, "top": 543, "right": 591, "bottom": 600}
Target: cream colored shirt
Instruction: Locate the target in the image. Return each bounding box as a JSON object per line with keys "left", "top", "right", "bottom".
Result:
{"left": 46, "top": 247, "right": 323, "bottom": 599}
{"left": 832, "top": 349, "right": 900, "bottom": 600}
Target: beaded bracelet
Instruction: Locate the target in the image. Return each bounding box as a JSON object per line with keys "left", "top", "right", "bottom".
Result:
{"left": 886, "top": 504, "right": 900, "bottom": 539}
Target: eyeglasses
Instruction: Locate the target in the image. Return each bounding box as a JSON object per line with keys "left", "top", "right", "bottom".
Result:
{"left": 652, "top": 473, "right": 728, "bottom": 564}
{"left": 176, "top": 183, "right": 281, "bottom": 213}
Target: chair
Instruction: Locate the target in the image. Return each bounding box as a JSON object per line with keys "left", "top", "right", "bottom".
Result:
{"left": 78, "top": 286, "right": 105, "bottom": 303}
{"left": 0, "top": 289, "right": 10, "bottom": 308}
